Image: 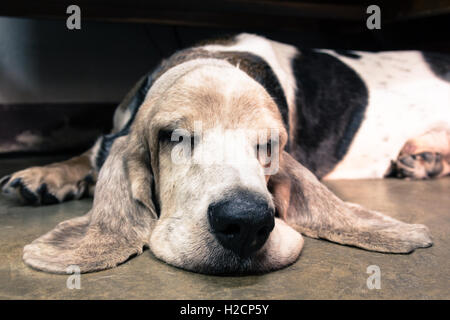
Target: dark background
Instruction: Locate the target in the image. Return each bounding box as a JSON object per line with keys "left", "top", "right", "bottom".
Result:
{"left": 0, "top": 0, "right": 449, "bottom": 155}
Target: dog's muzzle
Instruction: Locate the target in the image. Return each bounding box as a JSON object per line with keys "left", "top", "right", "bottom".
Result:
{"left": 208, "top": 190, "right": 275, "bottom": 258}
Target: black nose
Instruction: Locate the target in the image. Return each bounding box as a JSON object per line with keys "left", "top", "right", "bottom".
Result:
{"left": 208, "top": 190, "right": 275, "bottom": 258}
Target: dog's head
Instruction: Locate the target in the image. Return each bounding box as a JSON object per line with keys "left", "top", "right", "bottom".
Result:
{"left": 140, "top": 59, "right": 302, "bottom": 273}
{"left": 23, "top": 58, "right": 432, "bottom": 275}
{"left": 23, "top": 59, "right": 304, "bottom": 274}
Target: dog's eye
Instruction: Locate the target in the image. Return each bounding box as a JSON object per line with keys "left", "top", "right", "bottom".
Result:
{"left": 158, "top": 129, "right": 196, "bottom": 152}
{"left": 158, "top": 130, "right": 173, "bottom": 144}
{"left": 255, "top": 140, "right": 272, "bottom": 157}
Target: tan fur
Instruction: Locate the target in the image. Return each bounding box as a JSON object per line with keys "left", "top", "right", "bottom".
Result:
{"left": 23, "top": 137, "right": 156, "bottom": 273}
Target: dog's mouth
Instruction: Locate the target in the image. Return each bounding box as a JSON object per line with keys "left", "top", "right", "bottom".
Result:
{"left": 149, "top": 218, "right": 304, "bottom": 275}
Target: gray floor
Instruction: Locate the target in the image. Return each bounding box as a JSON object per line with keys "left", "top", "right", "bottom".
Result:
{"left": 0, "top": 156, "right": 449, "bottom": 299}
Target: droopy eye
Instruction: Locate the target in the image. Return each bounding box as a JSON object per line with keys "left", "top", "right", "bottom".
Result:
{"left": 158, "top": 129, "right": 196, "bottom": 151}
{"left": 158, "top": 130, "right": 173, "bottom": 144}
{"left": 255, "top": 140, "right": 272, "bottom": 157}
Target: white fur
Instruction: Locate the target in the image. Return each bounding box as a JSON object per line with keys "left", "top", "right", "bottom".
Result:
{"left": 322, "top": 51, "right": 450, "bottom": 179}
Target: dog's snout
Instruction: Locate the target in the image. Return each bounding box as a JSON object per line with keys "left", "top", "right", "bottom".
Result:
{"left": 208, "top": 191, "right": 275, "bottom": 258}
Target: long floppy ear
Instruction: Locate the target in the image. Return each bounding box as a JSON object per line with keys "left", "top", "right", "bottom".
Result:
{"left": 269, "top": 152, "right": 433, "bottom": 253}
{"left": 23, "top": 135, "right": 157, "bottom": 273}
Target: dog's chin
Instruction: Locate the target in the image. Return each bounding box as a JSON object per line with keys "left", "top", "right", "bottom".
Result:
{"left": 150, "top": 218, "right": 304, "bottom": 275}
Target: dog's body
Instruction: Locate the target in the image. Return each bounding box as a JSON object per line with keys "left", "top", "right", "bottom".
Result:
{"left": 95, "top": 33, "right": 450, "bottom": 181}
{"left": 1, "top": 33, "right": 448, "bottom": 274}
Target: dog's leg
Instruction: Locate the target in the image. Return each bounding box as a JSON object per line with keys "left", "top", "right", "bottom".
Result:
{"left": 389, "top": 127, "right": 450, "bottom": 179}
{"left": 0, "top": 150, "right": 96, "bottom": 205}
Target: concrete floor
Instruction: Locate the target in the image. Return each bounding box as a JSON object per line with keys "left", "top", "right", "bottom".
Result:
{"left": 0, "top": 156, "right": 449, "bottom": 299}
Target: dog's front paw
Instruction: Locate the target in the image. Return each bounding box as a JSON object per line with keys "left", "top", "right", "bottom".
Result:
{"left": 1, "top": 166, "right": 94, "bottom": 205}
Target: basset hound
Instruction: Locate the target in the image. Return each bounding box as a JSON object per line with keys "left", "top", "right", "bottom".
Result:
{"left": 2, "top": 33, "right": 448, "bottom": 274}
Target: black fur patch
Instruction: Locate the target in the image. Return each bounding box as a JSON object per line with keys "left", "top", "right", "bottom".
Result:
{"left": 10, "top": 178, "right": 39, "bottom": 204}
{"left": 291, "top": 50, "right": 368, "bottom": 178}
{"left": 422, "top": 52, "right": 450, "bottom": 82}
{"left": 212, "top": 51, "right": 290, "bottom": 136}
{"left": 37, "top": 183, "right": 59, "bottom": 205}
{"left": 95, "top": 133, "right": 123, "bottom": 170}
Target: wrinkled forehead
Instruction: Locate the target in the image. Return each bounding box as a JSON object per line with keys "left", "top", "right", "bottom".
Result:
{"left": 146, "top": 61, "right": 287, "bottom": 137}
